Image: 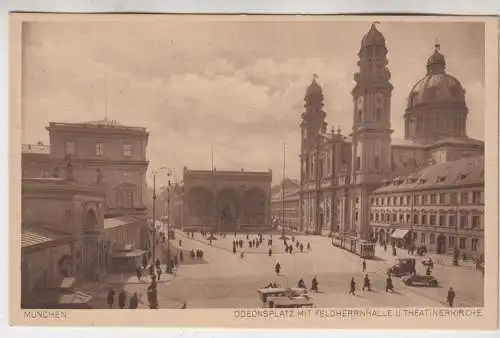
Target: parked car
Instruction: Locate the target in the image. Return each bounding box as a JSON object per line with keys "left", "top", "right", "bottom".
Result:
{"left": 402, "top": 274, "right": 439, "bottom": 287}
{"left": 389, "top": 257, "right": 417, "bottom": 277}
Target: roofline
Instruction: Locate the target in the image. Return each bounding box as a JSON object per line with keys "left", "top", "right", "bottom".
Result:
{"left": 46, "top": 122, "right": 149, "bottom": 135}
{"left": 373, "top": 181, "right": 484, "bottom": 195}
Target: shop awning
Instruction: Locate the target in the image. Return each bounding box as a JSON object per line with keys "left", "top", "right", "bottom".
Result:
{"left": 111, "top": 249, "right": 146, "bottom": 258}
{"left": 390, "top": 229, "right": 410, "bottom": 240}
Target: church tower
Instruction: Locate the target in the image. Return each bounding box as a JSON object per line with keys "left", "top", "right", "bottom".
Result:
{"left": 349, "top": 23, "right": 393, "bottom": 240}
{"left": 351, "top": 22, "right": 393, "bottom": 184}
{"left": 299, "top": 75, "right": 327, "bottom": 231}
{"left": 300, "top": 75, "right": 327, "bottom": 152}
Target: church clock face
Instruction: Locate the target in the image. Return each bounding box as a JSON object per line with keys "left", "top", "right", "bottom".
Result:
{"left": 356, "top": 96, "right": 364, "bottom": 109}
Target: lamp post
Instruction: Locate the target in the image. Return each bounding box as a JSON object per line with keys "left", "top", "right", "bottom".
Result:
{"left": 166, "top": 179, "right": 173, "bottom": 274}
{"left": 279, "top": 143, "right": 287, "bottom": 240}
{"left": 150, "top": 167, "right": 173, "bottom": 274}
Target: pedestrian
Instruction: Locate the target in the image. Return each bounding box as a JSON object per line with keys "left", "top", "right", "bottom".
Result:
{"left": 155, "top": 258, "right": 161, "bottom": 270}
{"left": 447, "top": 287, "right": 455, "bottom": 307}
{"left": 156, "top": 267, "right": 161, "bottom": 281}
{"left": 180, "top": 250, "right": 184, "bottom": 262}
{"left": 384, "top": 243, "right": 387, "bottom": 252}
{"left": 118, "top": 289, "right": 126, "bottom": 309}
{"left": 107, "top": 288, "right": 115, "bottom": 308}
{"left": 128, "top": 292, "right": 139, "bottom": 309}
{"left": 362, "top": 259, "right": 367, "bottom": 272}
{"left": 349, "top": 277, "right": 356, "bottom": 295}
{"left": 311, "top": 276, "right": 318, "bottom": 292}
{"left": 275, "top": 262, "right": 281, "bottom": 275}
{"left": 385, "top": 275, "right": 394, "bottom": 293}
{"left": 174, "top": 255, "right": 178, "bottom": 266}
{"left": 136, "top": 267, "right": 142, "bottom": 281}
{"left": 362, "top": 274, "right": 371, "bottom": 291}
{"left": 297, "top": 277, "right": 306, "bottom": 289}
{"left": 426, "top": 266, "right": 431, "bottom": 276}
{"left": 300, "top": 243, "right": 304, "bottom": 252}
{"left": 307, "top": 242, "right": 311, "bottom": 251}
{"left": 268, "top": 248, "right": 272, "bottom": 257}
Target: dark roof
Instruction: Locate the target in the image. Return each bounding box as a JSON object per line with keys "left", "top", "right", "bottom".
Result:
{"left": 375, "top": 155, "right": 484, "bottom": 193}
{"left": 22, "top": 227, "right": 71, "bottom": 249}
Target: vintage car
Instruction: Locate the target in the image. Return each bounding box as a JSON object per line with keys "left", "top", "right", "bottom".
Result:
{"left": 402, "top": 274, "right": 439, "bottom": 287}
{"left": 266, "top": 297, "right": 314, "bottom": 308}
{"left": 257, "top": 287, "right": 307, "bottom": 303}
{"left": 388, "top": 257, "right": 417, "bottom": 277}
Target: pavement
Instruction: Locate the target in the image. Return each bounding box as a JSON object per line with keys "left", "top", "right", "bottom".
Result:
{"left": 96, "top": 231, "right": 483, "bottom": 309}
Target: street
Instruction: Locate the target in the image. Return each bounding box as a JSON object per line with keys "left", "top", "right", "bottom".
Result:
{"left": 115, "top": 231, "right": 484, "bottom": 309}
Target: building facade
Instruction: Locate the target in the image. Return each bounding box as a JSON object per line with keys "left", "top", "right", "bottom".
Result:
{"left": 182, "top": 168, "right": 273, "bottom": 232}
{"left": 298, "top": 23, "right": 484, "bottom": 255}
{"left": 21, "top": 176, "right": 107, "bottom": 306}
{"left": 271, "top": 188, "right": 300, "bottom": 232}
{"left": 370, "top": 155, "right": 484, "bottom": 256}
{"left": 21, "top": 119, "right": 152, "bottom": 290}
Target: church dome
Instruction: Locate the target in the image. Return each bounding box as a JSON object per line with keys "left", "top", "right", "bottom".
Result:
{"left": 406, "top": 45, "right": 466, "bottom": 110}
{"left": 361, "top": 23, "right": 386, "bottom": 47}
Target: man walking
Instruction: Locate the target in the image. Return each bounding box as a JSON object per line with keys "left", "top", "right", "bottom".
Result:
{"left": 362, "top": 274, "right": 371, "bottom": 291}
{"left": 362, "top": 259, "right": 367, "bottom": 272}
{"left": 349, "top": 277, "right": 356, "bottom": 295}
{"left": 106, "top": 288, "right": 115, "bottom": 308}
{"left": 447, "top": 287, "right": 456, "bottom": 307}
{"left": 118, "top": 289, "right": 126, "bottom": 309}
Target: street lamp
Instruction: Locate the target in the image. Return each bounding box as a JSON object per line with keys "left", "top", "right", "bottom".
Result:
{"left": 165, "top": 179, "right": 174, "bottom": 274}
{"left": 150, "top": 167, "right": 174, "bottom": 273}
{"left": 279, "top": 143, "right": 288, "bottom": 240}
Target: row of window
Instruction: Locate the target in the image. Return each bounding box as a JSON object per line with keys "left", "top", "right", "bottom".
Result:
{"left": 371, "top": 212, "right": 482, "bottom": 229}
{"left": 65, "top": 140, "right": 133, "bottom": 158}
{"left": 371, "top": 191, "right": 483, "bottom": 206}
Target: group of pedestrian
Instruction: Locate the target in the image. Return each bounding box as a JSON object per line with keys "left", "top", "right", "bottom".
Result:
{"left": 191, "top": 248, "right": 204, "bottom": 260}
{"left": 296, "top": 276, "right": 319, "bottom": 292}
{"left": 349, "top": 274, "right": 392, "bottom": 295}
{"left": 283, "top": 237, "right": 311, "bottom": 254}
{"left": 107, "top": 288, "right": 139, "bottom": 309}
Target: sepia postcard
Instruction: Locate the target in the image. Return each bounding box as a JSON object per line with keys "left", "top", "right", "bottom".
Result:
{"left": 8, "top": 13, "right": 499, "bottom": 329}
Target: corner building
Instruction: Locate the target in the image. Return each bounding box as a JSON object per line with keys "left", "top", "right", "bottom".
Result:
{"left": 298, "top": 23, "right": 484, "bottom": 255}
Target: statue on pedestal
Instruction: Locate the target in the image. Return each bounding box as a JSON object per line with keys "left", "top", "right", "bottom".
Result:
{"left": 65, "top": 155, "right": 74, "bottom": 181}
{"left": 96, "top": 169, "right": 104, "bottom": 184}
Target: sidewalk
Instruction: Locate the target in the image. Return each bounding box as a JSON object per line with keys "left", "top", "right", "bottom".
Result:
{"left": 373, "top": 243, "right": 476, "bottom": 269}
{"left": 105, "top": 267, "right": 176, "bottom": 285}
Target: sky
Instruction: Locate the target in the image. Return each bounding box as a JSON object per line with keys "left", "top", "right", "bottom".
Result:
{"left": 21, "top": 19, "right": 485, "bottom": 185}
